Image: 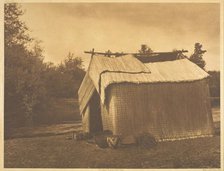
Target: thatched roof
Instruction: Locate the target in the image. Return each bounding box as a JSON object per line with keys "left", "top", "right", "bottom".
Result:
{"left": 78, "top": 74, "right": 95, "bottom": 114}
{"left": 78, "top": 55, "right": 151, "bottom": 114}
{"left": 144, "top": 59, "right": 209, "bottom": 82}
{"left": 88, "top": 55, "right": 151, "bottom": 92}
{"left": 78, "top": 55, "right": 209, "bottom": 114}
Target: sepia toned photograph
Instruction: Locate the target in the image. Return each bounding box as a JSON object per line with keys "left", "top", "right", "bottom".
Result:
{"left": 3, "top": 2, "right": 222, "bottom": 169}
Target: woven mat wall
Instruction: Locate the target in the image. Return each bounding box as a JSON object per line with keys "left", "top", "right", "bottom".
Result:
{"left": 101, "top": 79, "right": 214, "bottom": 141}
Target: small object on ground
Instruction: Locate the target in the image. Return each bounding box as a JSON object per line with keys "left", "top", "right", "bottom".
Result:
{"left": 73, "top": 132, "right": 84, "bottom": 140}
{"left": 94, "top": 135, "right": 108, "bottom": 148}
{"left": 86, "top": 138, "right": 95, "bottom": 144}
{"left": 65, "top": 136, "right": 73, "bottom": 140}
{"left": 136, "top": 133, "right": 157, "bottom": 148}
{"left": 107, "top": 135, "right": 120, "bottom": 149}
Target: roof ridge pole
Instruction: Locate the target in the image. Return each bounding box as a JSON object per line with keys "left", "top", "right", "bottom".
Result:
{"left": 91, "top": 48, "right": 95, "bottom": 58}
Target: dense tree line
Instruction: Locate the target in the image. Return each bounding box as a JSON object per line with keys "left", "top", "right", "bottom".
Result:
{"left": 43, "top": 53, "right": 85, "bottom": 98}
{"left": 208, "top": 71, "right": 220, "bottom": 97}
{"left": 208, "top": 71, "right": 220, "bottom": 106}
{"left": 4, "top": 4, "right": 85, "bottom": 127}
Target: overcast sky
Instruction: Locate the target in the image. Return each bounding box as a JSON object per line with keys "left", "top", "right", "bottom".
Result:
{"left": 21, "top": 3, "right": 220, "bottom": 70}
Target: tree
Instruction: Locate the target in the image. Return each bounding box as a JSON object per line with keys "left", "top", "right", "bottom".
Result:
{"left": 56, "top": 52, "right": 85, "bottom": 98}
{"left": 41, "top": 52, "right": 85, "bottom": 99}
{"left": 59, "top": 52, "right": 85, "bottom": 79}
{"left": 4, "top": 3, "right": 32, "bottom": 47}
{"left": 189, "top": 43, "right": 206, "bottom": 69}
{"left": 4, "top": 3, "right": 46, "bottom": 126}
{"left": 138, "top": 44, "right": 153, "bottom": 54}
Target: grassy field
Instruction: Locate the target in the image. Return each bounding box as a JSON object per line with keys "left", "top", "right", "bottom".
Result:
{"left": 34, "top": 98, "right": 81, "bottom": 124}
{"left": 4, "top": 104, "right": 221, "bottom": 168}
{"left": 4, "top": 134, "right": 220, "bottom": 168}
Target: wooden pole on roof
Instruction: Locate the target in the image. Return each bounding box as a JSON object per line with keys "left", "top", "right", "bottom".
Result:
{"left": 91, "top": 48, "right": 95, "bottom": 58}
{"left": 84, "top": 49, "right": 188, "bottom": 57}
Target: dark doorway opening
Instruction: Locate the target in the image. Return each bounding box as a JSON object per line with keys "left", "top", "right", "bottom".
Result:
{"left": 89, "top": 91, "right": 103, "bottom": 134}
